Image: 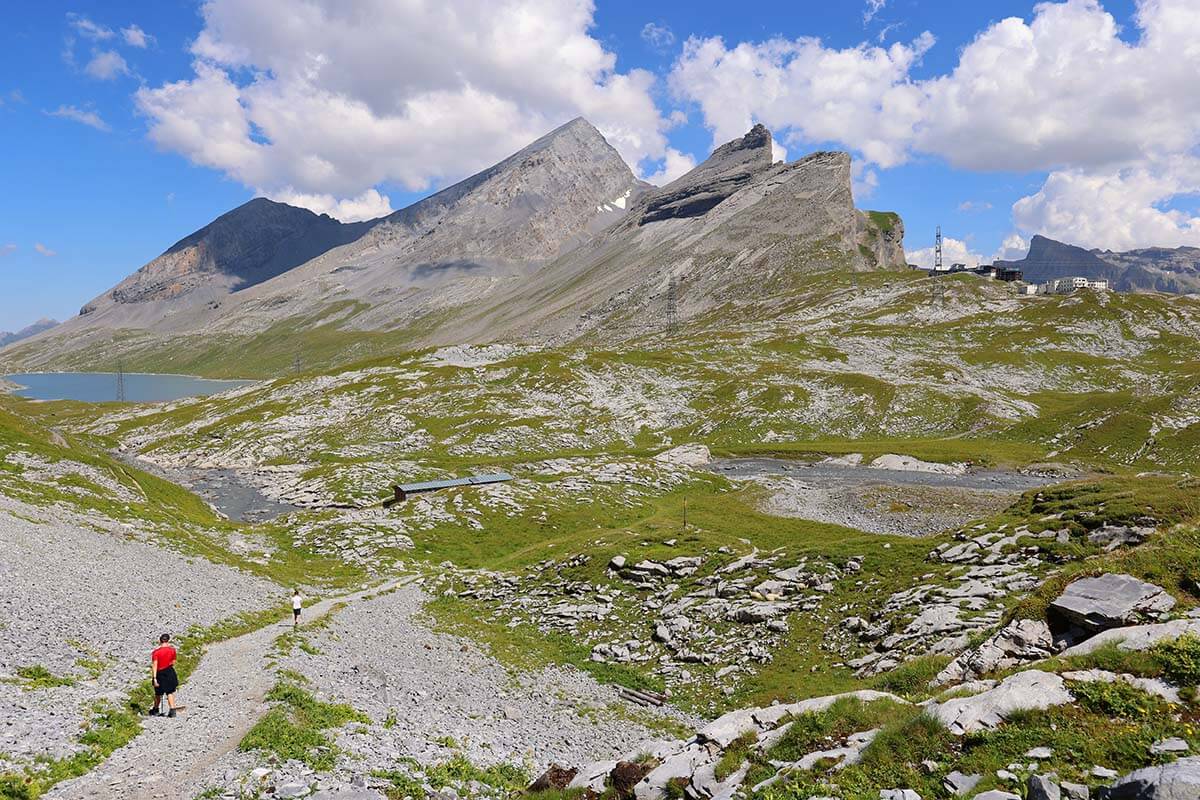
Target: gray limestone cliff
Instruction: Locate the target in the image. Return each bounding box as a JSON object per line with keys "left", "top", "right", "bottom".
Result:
{"left": 638, "top": 124, "right": 773, "bottom": 224}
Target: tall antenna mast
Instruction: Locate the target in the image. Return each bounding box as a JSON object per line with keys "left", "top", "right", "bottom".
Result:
{"left": 934, "top": 225, "right": 943, "bottom": 272}
{"left": 115, "top": 360, "right": 126, "bottom": 402}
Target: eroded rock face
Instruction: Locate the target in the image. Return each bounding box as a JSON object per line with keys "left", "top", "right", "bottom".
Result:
{"left": 639, "top": 125, "right": 773, "bottom": 224}
{"left": 934, "top": 619, "right": 1054, "bottom": 686}
{"left": 98, "top": 198, "right": 363, "bottom": 307}
{"left": 1049, "top": 574, "right": 1176, "bottom": 632}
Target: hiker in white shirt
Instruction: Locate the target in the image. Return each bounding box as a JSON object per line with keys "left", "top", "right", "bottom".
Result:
{"left": 292, "top": 589, "right": 304, "bottom": 629}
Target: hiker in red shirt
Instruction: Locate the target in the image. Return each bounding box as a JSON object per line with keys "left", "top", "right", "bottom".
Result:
{"left": 149, "top": 633, "right": 179, "bottom": 718}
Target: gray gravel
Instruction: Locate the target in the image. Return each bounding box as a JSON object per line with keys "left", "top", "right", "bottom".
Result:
{"left": 43, "top": 578, "right": 409, "bottom": 800}
{"left": 191, "top": 580, "right": 696, "bottom": 796}
{"left": 0, "top": 497, "right": 279, "bottom": 771}
{"left": 709, "top": 458, "right": 1059, "bottom": 536}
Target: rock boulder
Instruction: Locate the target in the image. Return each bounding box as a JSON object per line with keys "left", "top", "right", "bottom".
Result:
{"left": 929, "top": 670, "right": 1073, "bottom": 735}
{"left": 1097, "top": 756, "right": 1200, "bottom": 799}
{"left": 1049, "top": 574, "right": 1175, "bottom": 632}
{"left": 935, "top": 619, "right": 1054, "bottom": 685}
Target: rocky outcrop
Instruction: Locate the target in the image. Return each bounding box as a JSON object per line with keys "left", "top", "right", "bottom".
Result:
{"left": 1062, "top": 619, "right": 1200, "bottom": 657}
{"left": 1061, "top": 669, "right": 1182, "bottom": 704}
{"left": 697, "top": 690, "right": 906, "bottom": 748}
{"left": 639, "top": 125, "right": 773, "bottom": 224}
{"left": 1027, "top": 774, "right": 1062, "bottom": 800}
{"left": 653, "top": 444, "right": 712, "bottom": 468}
{"left": 857, "top": 211, "right": 907, "bottom": 269}
{"left": 934, "top": 619, "right": 1054, "bottom": 685}
{"left": 1049, "top": 574, "right": 1176, "bottom": 633}
{"left": 928, "top": 670, "right": 1073, "bottom": 735}
{"left": 1097, "top": 756, "right": 1200, "bottom": 799}
{"left": 555, "top": 690, "right": 906, "bottom": 800}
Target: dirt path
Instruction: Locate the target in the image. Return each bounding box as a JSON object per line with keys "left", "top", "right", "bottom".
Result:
{"left": 45, "top": 578, "right": 413, "bottom": 800}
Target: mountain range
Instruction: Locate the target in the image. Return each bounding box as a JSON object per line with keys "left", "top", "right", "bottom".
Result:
{"left": 0, "top": 318, "right": 57, "bottom": 349}
{"left": 997, "top": 234, "right": 1200, "bottom": 292}
{"left": 2, "top": 118, "right": 904, "bottom": 370}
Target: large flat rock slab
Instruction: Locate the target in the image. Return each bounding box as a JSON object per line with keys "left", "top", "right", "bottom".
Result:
{"left": 928, "top": 670, "right": 1073, "bottom": 735}
{"left": 1063, "top": 619, "right": 1200, "bottom": 656}
{"left": 1049, "top": 573, "right": 1175, "bottom": 632}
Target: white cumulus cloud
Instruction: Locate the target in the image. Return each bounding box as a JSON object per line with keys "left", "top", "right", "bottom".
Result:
{"left": 67, "top": 14, "right": 114, "bottom": 41}
{"left": 643, "top": 148, "right": 697, "bottom": 185}
{"left": 1012, "top": 158, "right": 1200, "bottom": 250}
{"left": 906, "top": 236, "right": 984, "bottom": 269}
{"left": 121, "top": 25, "right": 153, "bottom": 48}
{"left": 993, "top": 233, "right": 1029, "bottom": 262}
{"left": 668, "top": 31, "right": 935, "bottom": 169}
{"left": 45, "top": 105, "right": 110, "bottom": 132}
{"left": 670, "top": 0, "right": 1200, "bottom": 250}
{"left": 135, "top": 0, "right": 675, "bottom": 222}
{"left": 269, "top": 188, "right": 395, "bottom": 223}
{"left": 85, "top": 50, "right": 131, "bottom": 80}
{"left": 34, "top": 243, "right": 57, "bottom": 257}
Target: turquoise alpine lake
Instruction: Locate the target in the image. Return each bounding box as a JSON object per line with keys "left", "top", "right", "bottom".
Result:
{"left": 4, "top": 372, "right": 252, "bottom": 403}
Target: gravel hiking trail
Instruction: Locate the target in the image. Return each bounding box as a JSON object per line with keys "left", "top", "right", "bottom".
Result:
{"left": 44, "top": 577, "right": 415, "bottom": 800}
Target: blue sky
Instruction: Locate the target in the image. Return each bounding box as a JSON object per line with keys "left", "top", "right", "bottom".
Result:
{"left": 3, "top": 0, "right": 1197, "bottom": 333}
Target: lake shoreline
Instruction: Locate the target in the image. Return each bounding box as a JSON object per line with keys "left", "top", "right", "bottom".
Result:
{"left": 3, "top": 371, "right": 255, "bottom": 403}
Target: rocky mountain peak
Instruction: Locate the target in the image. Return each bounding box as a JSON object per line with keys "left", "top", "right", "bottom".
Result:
{"left": 80, "top": 197, "right": 364, "bottom": 314}
{"left": 639, "top": 123, "right": 775, "bottom": 224}
{"left": 0, "top": 317, "right": 58, "bottom": 349}
{"left": 365, "top": 116, "right": 641, "bottom": 263}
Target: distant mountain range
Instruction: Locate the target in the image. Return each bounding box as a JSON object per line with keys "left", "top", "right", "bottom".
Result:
{"left": 3, "top": 117, "right": 905, "bottom": 370}
{"left": 998, "top": 235, "right": 1200, "bottom": 293}
{"left": 0, "top": 318, "right": 57, "bottom": 348}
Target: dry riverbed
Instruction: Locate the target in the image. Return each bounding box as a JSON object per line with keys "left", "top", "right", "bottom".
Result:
{"left": 709, "top": 456, "right": 1070, "bottom": 536}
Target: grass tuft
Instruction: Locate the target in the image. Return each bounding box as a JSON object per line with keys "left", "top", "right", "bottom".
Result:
{"left": 239, "top": 677, "right": 367, "bottom": 770}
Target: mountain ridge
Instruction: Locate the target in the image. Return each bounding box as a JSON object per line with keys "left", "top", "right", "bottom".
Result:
{"left": 998, "top": 234, "right": 1200, "bottom": 293}
{"left": 0, "top": 318, "right": 58, "bottom": 349}
{"left": 5, "top": 118, "right": 905, "bottom": 371}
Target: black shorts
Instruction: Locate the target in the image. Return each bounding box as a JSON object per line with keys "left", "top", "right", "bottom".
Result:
{"left": 156, "top": 666, "right": 178, "bottom": 695}
{"left": 293, "top": 608, "right": 301, "bottom": 618}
